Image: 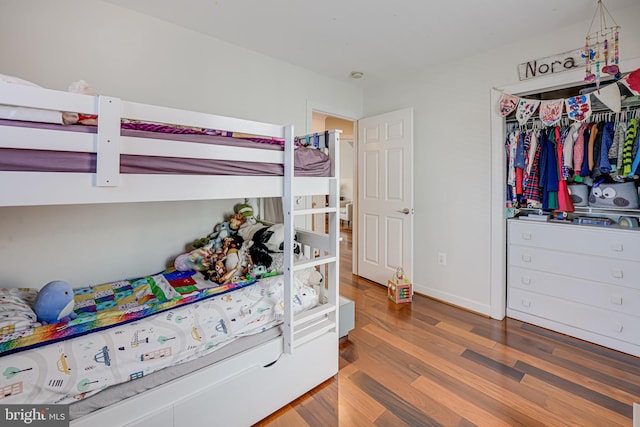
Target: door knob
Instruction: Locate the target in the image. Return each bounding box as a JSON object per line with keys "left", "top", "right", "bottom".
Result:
{"left": 397, "top": 208, "right": 411, "bottom": 214}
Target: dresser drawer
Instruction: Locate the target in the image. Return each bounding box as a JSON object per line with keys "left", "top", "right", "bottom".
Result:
{"left": 508, "top": 219, "right": 640, "bottom": 261}
{"left": 508, "top": 245, "right": 640, "bottom": 289}
{"left": 508, "top": 266, "right": 640, "bottom": 316}
{"left": 508, "top": 288, "right": 640, "bottom": 346}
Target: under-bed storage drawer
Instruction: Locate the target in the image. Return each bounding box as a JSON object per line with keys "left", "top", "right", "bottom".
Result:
{"left": 72, "top": 332, "right": 337, "bottom": 427}
{"left": 172, "top": 332, "right": 337, "bottom": 427}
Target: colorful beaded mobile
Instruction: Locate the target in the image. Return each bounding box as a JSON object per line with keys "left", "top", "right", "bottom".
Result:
{"left": 584, "top": 0, "right": 621, "bottom": 88}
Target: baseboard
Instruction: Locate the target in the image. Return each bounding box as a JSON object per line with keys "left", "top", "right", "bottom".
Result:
{"left": 413, "top": 284, "right": 491, "bottom": 318}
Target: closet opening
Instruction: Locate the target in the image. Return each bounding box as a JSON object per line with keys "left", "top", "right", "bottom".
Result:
{"left": 490, "top": 57, "right": 640, "bottom": 321}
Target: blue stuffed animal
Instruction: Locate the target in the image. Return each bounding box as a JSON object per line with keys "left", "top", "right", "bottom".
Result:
{"left": 34, "top": 280, "right": 76, "bottom": 325}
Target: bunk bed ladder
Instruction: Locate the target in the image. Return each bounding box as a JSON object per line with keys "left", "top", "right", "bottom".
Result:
{"left": 283, "top": 129, "right": 341, "bottom": 354}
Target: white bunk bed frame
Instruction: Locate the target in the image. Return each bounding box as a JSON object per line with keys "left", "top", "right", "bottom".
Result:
{"left": 0, "top": 82, "right": 341, "bottom": 427}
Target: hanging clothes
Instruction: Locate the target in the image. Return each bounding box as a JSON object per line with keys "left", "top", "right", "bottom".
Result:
{"left": 540, "top": 128, "right": 559, "bottom": 210}
{"left": 580, "top": 124, "right": 593, "bottom": 177}
{"left": 598, "top": 121, "right": 615, "bottom": 174}
{"left": 614, "top": 121, "right": 628, "bottom": 173}
{"left": 523, "top": 131, "right": 542, "bottom": 204}
{"left": 591, "top": 122, "right": 605, "bottom": 177}
{"left": 622, "top": 118, "right": 637, "bottom": 176}
{"left": 573, "top": 123, "right": 587, "bottom": 174}
{"left": 504, "top": 110, "right": 640, "bottom": 213}
{"left": 563, "top": 122, "right": 581, "bottom": 175}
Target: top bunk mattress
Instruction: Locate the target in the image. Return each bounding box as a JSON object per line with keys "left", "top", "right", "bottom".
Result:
{"left": 0, "top": 119, "right": 331, "bottom": 177}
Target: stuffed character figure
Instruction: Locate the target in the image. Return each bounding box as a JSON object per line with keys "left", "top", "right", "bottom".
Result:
{"left": 254, "top": 223, "right": 286, "bottom": 252}
{"left": 235, "top": 203, "right": 266, "bottom": 241}
{"left": 204, "top": 260, "right": 227, "bottom": 283}
{"left": 222, "top": 235, "right": 244, "bottom": 271}
{"left": 235, "top": 203, "right": 255, "bottom": 221}
{"left": 249, "top": 223, "right": 288, "bottom": 269}
{"left": 308, "top": 270, "right": 324, "bottom": 287}
{"left": 174, "top": 247, "right": 213, "bottom": 272}
{"left": 193, "top": 221, "right": 234, "bottom": 251}
{"left": 229, "top": 213, "right": 246, "bottom": 231}
{"left": 34, "top": 281, "right": 76, "bottom": 325}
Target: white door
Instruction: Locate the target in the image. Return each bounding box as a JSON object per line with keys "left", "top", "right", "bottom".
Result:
{"left": 357, "top": 108, "right": 414, "bottom": 286}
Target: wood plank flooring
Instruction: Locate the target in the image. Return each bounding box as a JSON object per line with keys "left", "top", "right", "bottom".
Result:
{"left": 255, "top": 229, "right": 640, "bottom": 426}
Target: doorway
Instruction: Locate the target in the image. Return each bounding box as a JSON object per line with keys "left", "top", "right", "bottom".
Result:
{"left": 312, "top": 111, "right": 356, "bottom": 232}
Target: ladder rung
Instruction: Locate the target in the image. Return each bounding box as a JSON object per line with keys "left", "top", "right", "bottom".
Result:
{"left": 293, "top": 206, "right": 338, "bottom": 216}
{"left": 294, "top": 303, "right": 336, "bottom": 327}
{"left": 293, "top": 255, "right": 336, "bottom": 271}
{"left": 293, "top": 318, "right": 335, "bottom": 348}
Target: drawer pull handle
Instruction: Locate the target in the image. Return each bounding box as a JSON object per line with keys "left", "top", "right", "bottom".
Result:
{"left": 522, "top": 232, "right": 532, "bottom": 240}
{"left": 521, "top": 299, "right": 531, "bottom": 308}
{"left": 611, "top": 269, "right": 623, "bottom": 279}
{"left": 611, "top": 243, "right": 623, "bottom": 252}
{"left": 610, "top": 295, "right": 623, "bottom": 305}
{"left": 613, "top": 323, "right": 623, "bottom": 333}
{"left": 521, "top": 255, "right": 532, "bottom": 263}
{"left": 521, "top": 276, "right": 531, "bottom": 285}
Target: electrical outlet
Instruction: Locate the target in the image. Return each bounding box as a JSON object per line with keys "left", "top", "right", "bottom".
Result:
{"left": 438, "top": 252, "right": 447, "bottom": 266}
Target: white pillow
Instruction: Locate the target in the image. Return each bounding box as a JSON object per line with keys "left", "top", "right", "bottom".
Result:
{"left": 0, "top": 73, "right": 64, "bottom": 124}
{"left": 0, "top": 73, "right": 42, "bottom": 87}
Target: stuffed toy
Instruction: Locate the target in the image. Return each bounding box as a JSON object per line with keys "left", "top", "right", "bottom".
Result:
{"left": 204, "top": 260, "right": 227, "bottom": 283}
{"left": 308, "top": 270, "right": 324, "bottom": 287}
{"left": 174, "top": 247, "right": 213, "bottom": 272}
{"left": 34, "top": 280, "right": 76, "bottom": 325}
{"left": 249, "top": 223, "right": 296, "bottom": 269}
{"left": 222, "top": 235, "right": 244, "bottom": 271}
{"left": 235, "top": 203, "right": 256, "bottom": 221}
{"left": 193, "top": 221, "right": 234, "bottom": 250}
{"left": 235, "top": 203, "right": 266, "bottom": 242}
{"left": 228, "top": 213, "right": 246, "bottom": 231}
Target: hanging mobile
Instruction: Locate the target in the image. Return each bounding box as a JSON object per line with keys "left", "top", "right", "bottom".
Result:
{"left": 594, "top": 39, "right": 601, "bottom": 90}
{"left": 585, "top": 0, "right": 621, "bottom": 81}
{"left": 583, "top": 38, "right": 595, "bottom": 83}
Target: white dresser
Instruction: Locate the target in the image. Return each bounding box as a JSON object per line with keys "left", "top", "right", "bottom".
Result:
{"left": 507, "top": 219, "right": 640, "bottom": 357}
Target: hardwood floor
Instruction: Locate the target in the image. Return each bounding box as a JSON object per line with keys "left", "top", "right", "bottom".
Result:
{"left": 255, "top": 229, "right": 640, "bottom": 426}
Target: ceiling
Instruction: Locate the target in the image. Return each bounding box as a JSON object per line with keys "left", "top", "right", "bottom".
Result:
{"left": 102, "top": 0, "right": 635, "bottom": 88}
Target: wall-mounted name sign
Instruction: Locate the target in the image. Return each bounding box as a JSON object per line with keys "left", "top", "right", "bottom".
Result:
{"left": 518, "top": 48, "right": 586, "bottom": 81}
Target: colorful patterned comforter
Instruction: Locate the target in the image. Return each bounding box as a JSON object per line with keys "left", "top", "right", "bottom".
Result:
{"left": 0, "top": 269, "right": 256, "bottom": 356}
{"left": 0, "top": 272, "right": 318, "bottom": 405}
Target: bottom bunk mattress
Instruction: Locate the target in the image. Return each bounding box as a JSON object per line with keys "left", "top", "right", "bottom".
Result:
{"left": 0, "top": 271, "right": 319, "bottom": 406}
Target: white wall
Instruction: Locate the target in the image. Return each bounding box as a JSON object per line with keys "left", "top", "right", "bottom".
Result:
{"left": 340, "top": 140, "right": 354, "bottom": 201}
{"left": 0, "top": 0, "right": 362, "bottom": 288}
{"left": 363, "top": 2, "right": 640, "bottom": 316}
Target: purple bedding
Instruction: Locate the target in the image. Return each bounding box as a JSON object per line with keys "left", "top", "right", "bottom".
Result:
{"left": 0, "top": 119, "right": 331, "bottom": 177}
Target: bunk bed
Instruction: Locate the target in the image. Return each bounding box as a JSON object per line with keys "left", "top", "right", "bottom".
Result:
{"left": 0, "top": 79, "right": 341, "bottom": 427}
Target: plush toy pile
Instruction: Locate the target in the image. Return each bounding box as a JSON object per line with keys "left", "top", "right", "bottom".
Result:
{"left": 174, "top": 203, "right": 299, "bottom": 284}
